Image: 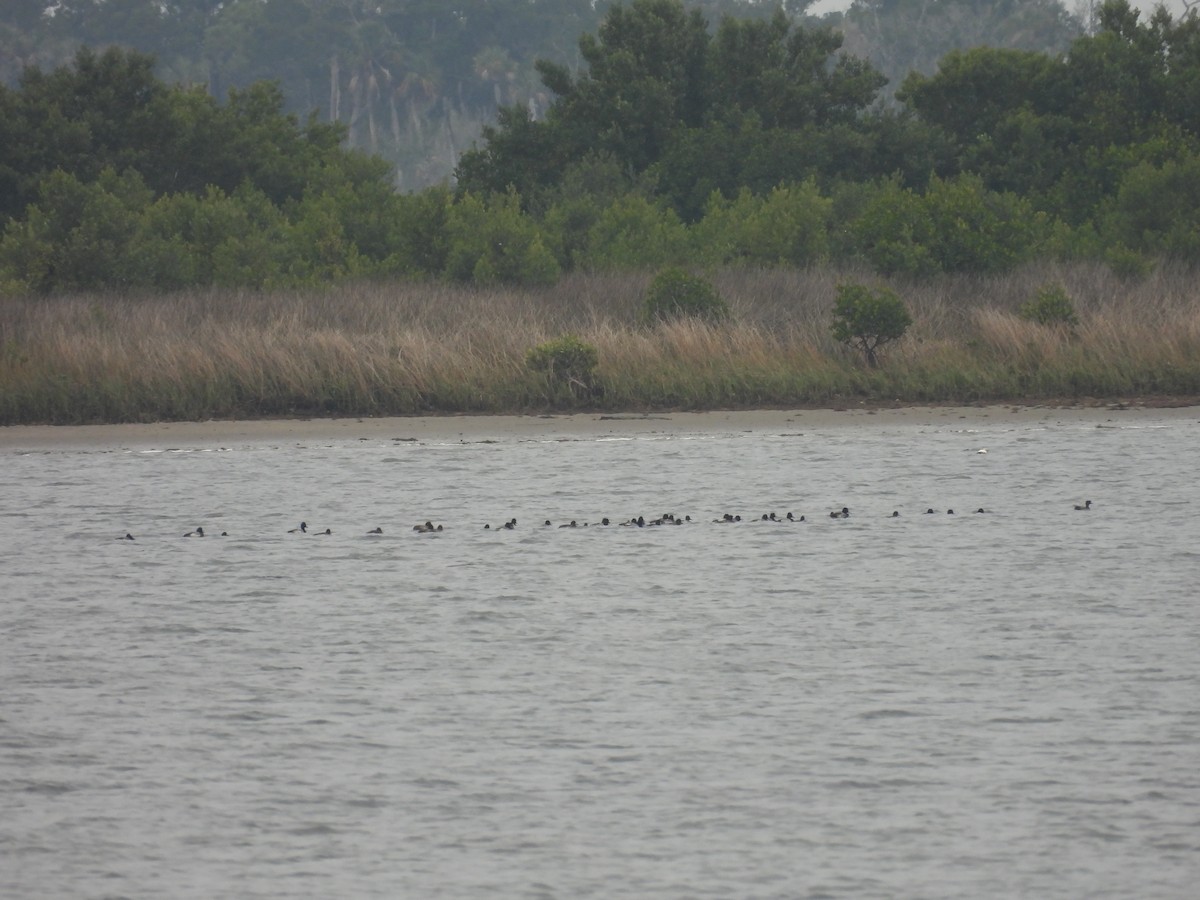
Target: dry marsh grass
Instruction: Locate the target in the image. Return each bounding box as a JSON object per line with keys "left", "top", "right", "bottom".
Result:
{"left": 2, "top": 262, "right": 1199, "bottom": 424}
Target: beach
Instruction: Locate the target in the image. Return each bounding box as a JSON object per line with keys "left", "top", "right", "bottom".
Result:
{"left": 2, "top": 401, "right": 1196, "bottom": 449}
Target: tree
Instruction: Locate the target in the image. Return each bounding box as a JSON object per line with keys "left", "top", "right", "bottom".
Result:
{"left": 831, "top": 282, "right": 912, "bottom": 368}
{"left": 643, "top": 266, "right": 729, "bottom": 323}
{"left": 709, "top": 8, "right": 884, "bottom": 130}
{"left": 444, "top": 190, "right": 560, "bottom": 285}
{"left": 838, "top": 0, "right": 1081, "bottom": 102}
{"left": 457, "top": 0, "right": 886, "bottom": 206}
{"left": 692, "top": 180, "right": 830, "bottom": 267}
{"left": 526, "top": 334, "right": 600, "bottom": 399}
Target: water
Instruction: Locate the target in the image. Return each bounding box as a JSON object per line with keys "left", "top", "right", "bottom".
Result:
{"left": 2, "top": 409, "right": 1199, "bottom": 898}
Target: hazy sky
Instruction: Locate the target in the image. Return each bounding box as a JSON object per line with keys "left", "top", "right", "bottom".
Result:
{"left": 808, "top": 0, "right": 1190, "bottom": 17}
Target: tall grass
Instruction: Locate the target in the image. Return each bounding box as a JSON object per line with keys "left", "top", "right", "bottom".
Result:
{"left": 2, "top": 262, "right": 1199, "bottom": 424}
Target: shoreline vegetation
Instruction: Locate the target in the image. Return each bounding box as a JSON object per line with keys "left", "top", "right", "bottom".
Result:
{"left": 2, "top": 262, "right": 1199, "bottom": 427}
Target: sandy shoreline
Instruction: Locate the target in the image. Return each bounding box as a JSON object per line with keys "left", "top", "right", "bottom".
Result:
{"left": 2, "top": 402, "right": 1198, "bottom": 449}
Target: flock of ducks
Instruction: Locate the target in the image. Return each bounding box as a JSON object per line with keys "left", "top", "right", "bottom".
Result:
{"left": 115, "top": 501, "right": 1094, "bottom": 541}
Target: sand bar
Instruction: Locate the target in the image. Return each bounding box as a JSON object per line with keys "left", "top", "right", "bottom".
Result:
{"left": 2, "top": 402, "right": 1198, "bottom": 450}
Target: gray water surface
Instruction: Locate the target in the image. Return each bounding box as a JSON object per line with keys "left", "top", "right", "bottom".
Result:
{"left": 2, "top": 411, "right": 1199, "bottom": 898}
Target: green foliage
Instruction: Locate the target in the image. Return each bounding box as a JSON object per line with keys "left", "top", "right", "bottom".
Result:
{"left": 579, "top": 195, "right": 692, "bottom": 271}
{"left": 0, "top": 167, "right": 153, "bottom": 293}
{"left": 851, "top": 174, "right": 1049, "bottom": 276}
{"left": 643, "top": 267, "right": 730, "bottom": 324}
{"left": 849, "top": 0, "right": 1080, "bottom": 105}
{"left": 1018, "top": 283, "right": 1080, "bottom": 328}
{"left": 693, "top": 181, "right": 830, "bottom": 268}
{"left": 444, "top": 191, "right": 560, "bottom": 286}
{"left": 831, "top": 282, "right": 912, "bottom": 367}
{"left": 386, "top": 187, "right": 453, "bottom": 277}
{"left": 1101, "top": 153, "right": 1200, "bottom": 258}
{"left": 457, "top": 0, "right": 885, "bottom": 203}
{"left": 525, "top": 334, "right": 600, "bottom": 397}
{"left": 850, "top": 178, "right": 938, "bottom": 277}
{"left": 1104, "top": 244, "right": 1154, "bottom": 280}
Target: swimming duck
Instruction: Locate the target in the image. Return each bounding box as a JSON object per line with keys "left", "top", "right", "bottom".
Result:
{"left": 925, "top": 509, "right": 936, "bottom": 515}
{"left": 184, "top": 527, "right": 204, "bottom": 537}
{"left": 119, "top": 533, "right": 135, "bottom": 540}
{"left": 975, "top": 508, "right": 987, "bottom": 514}
{"left": 503, "top": 518, "right": 517, "bottom": 530}
{"left": 289, "top": 522, "right": 307, "bottom": 534}
{"left": 830, "top": 507, "right": 849, "bottom": 519}
{"left": 559, "top": 520, "right": 578, "bottom": 528}
{"left": 414, "top": 521, "right": 436, "bottom": 533}
{"left": 315, "top": 528, "right": 332, "bottom": 535}
{"left": 367, "top": 527, "right": 383, "bottom": 534}
{"left": 1074, "top": 500, "right": 1092, "bottom": 510}
{"left": 890, "top": 511, "right": 900, "bottom": 518}
{"left": 601, "top": 518, "right": 611, "bottom": 526}
{"left": 947, "top": 509, "right": 955, "bottom": 515}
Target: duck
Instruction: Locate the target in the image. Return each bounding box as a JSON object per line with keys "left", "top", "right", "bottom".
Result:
{"left": 414, "top": 521, "right": 436, "bottom": 533}
{"left": 601, "top": 518, "right": 611, "bottom": 526}
{"left": 1074, "top": 500, "right": 1093, "bottom": 510}
{"left": 890, "top": 511, "right": 900, "bottom": 518}
{"left": 544, "top": 520, "right": 552, "bottom": 527}
{"left": 830, "top": 507, "right": 849, "bottom": 519}
{"left": 503, "top": 518, "right": 517, "bottom": 530}
{"left": 947, "top": 509, "right": 955, "bottom": 515}
{"left": 367, "top": 527, "right": 383, "bottom": 534}
{"left": 559, "top": 520, "right": 578, "bottom": 528}
{"left": 925, "top": 508, "right": 936, "bottom": 515}
{"left": 119, "top": 533, "right": 135, "bottom": 540}
{"left": 975, "top": 508, "right": 987, "bottom": 514}
{"left": 314, "top": 528, "right": 332, "bottom": 535}
{"left": 288, "top": 522, "right": 307, "bottom": 534}
{"left": 184, "top": 526, "right": 204, "bottom": 537}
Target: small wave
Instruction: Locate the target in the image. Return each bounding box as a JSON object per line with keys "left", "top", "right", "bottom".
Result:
{"left": 859, "top": 709, "right": 923, "bottom": 720}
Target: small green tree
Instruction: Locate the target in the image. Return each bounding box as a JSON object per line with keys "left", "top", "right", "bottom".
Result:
{"left": 643, "top": 266, "right": 730, "bottom": 323}
{"left": 444, "top": 191, "right": 560, "bottom": 286}
{"left": 525, "top": 334, "right": 600, "bottom": 398}
{"left": 831, "top": 282, "right": 912, "bottom": 367}
{"left": 1018, "top": 282, "right": 1079, "bottom": 327}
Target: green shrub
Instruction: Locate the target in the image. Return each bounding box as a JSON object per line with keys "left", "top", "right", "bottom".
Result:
{"left": 1019, "top": 282, "right": 1079, "bottom": 327}
{"left": 692, "top": 181, "right": 831, "bottom": 268}
{"left": 444, "top": 191, "right": 560, "bottom": 286}
{"left": 1105, "top": 244, "right": 1154, "bottom": 280}
{"left": 831, "top": 282, "right": 912, "bottom": 367}
{"left": 579, "top": 195, "right": 692, "bottom": 270}
{"left": 525, "top": 334, "right": 600, "bottom": 397}
{"left": 850, "top": 174, "right": 1049, "bottom": 276}
{"left": 643, "top": 267, "right": 730, "bottom": 324}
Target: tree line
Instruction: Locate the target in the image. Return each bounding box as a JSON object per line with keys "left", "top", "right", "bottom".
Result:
{"left": 2, "top": 0, "right": 1081, "bottom": 189}
{"left": 1, "top": 0, "right": 1197, "bottom": 294}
